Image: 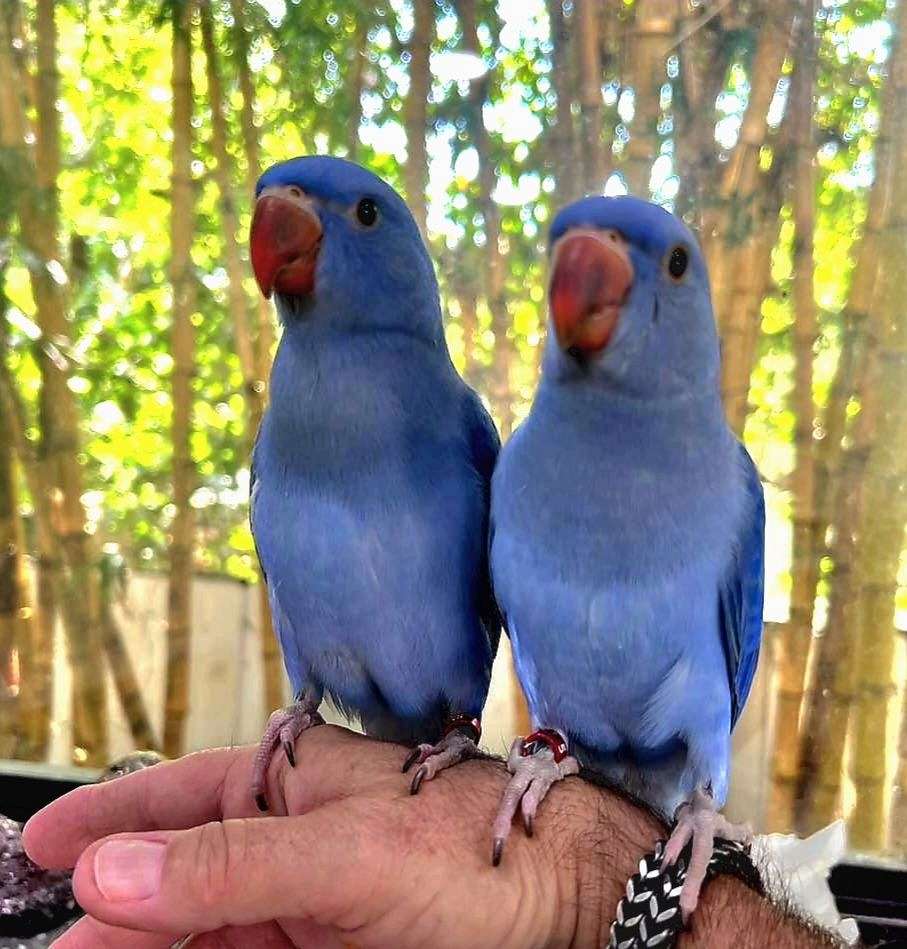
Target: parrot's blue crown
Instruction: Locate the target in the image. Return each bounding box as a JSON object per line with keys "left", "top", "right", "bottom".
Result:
{"left": 256, "top": 156, "right": 413, "bottom": 224}
{"left": 549, "top": 196, "right": 701, "bottom": 266}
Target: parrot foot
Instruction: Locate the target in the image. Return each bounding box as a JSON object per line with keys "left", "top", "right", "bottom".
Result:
{"left": 660, "top": 786, "right": 752, "bottom": 922}
{"left": 403, "top": 715, "right": 482, "bottom": 795}
{"left": 251, "top": 698, "right": 325, "bottom": 811}
{"left": 490, "top": 732, "right": 579, "bottom": 867}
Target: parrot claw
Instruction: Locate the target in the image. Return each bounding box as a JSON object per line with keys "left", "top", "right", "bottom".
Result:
{"left": 492, "top": 837, "right": 504, "bottom": 867}
{"left": 401, "top": 747, "right": 422, "bottom": 774}
{"left": 250, "top": 698, "right": 324, "bottom": 810}
{"left": 404, "top": 729, "right": 481, "bottom": 794}
{"left": 490, "top": 734, "right": 579, "bottom": 866}
{"left": 283, "top": 739, "right": 297, "bottom": 768}
{"left": 661, "top": 787, "right": 752, "bottom": 922}
{"left": 409, "top": 766, "right": 427, "bottom": 795}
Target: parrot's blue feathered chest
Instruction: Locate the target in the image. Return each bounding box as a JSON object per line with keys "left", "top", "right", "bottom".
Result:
{"left": 252, "top": 329, "right": 496, "bottom": 739}
{"left": 490, "top": 383, "right": 763, "bottom": 812}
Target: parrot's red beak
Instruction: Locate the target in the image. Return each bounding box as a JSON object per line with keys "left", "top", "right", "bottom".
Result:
{"left": 250, "top": 186, "right": 323, "bottom": 299}
{"left": 549, "top": 229, "right": 633, "bottom": 353}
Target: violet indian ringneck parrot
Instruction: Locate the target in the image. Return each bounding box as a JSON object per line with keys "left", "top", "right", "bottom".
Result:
{"left": 489, "top": 196, "right": 764, "bottom": 919}
{"left": 247, "top": 156, "right": 500, "bottom": 808}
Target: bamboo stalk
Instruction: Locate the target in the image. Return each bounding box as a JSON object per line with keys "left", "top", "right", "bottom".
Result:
{"left": 848, "top": 471, "right": 906, "bottom": 851}
{"left": 0, "top": 360, "right": 25, "bottom": 757}
{"left": 403, "top": 0, "right": 432, "bottom": 238}
{"left": 458, "top": 0, "right": 523, "bottom": 727}
{"left": 797, "top": 18, "right": 900, "bottom": 769}
{"left": 0, "top": 0, "right": 107, "bottom": 766}
{"left": 0, "top": 244, "right": 49, "bottom": 761}
{"left": 227, "top": 0, "right": 275, "bottom": 381}
{"left": 199, "top": 10, "right": 286, "bottom": 715}
{"left": 345, "top": 13, "right": 367, "bottom": 160}
{"left": 767, "top": 0, "right": 819, "bottom": 832}
{"left": 795, "top": 0, "right": 907, "bottom": 833}
{"left": 457, "top": 0, "right": 515, "bottom": 437}
{"left": 891, "top": 675, "right": 907, "bottom": 853}
{"left": 460, "top": 291, "right": 479, "bottom": 382}
{"left": 0, "top": 339, "right": 55, "bottom": 762}
{"left": 846, "top": 110, "right": 907, "bottom": 853}
{"left": 200, "top": 4, "right": 257, "bottom": 413}
{"left": 673, "top": 3, "right": 734, "bottom": 230}
{"left": 624, "top": 0, "right": 676, "bottom": 197}
{"left": 544, "top": 0, "right": 581, "bottom": 206}
{"left": 100, "top": 590, "right": 160, "bottom": 751}
{"left": 226, "top": 0, "right": 282, "bottom": 714}
{"left": 719, "top": 181, "right": 784, "bottom": 435}
{"left": 164, "top": 0, "right": 198, "bottom": 759}
{"left": 574, "top": 0, "right": 610, "bottom": 193}
{"left": 705, "top": 1, "right": 796, "bottom": 333}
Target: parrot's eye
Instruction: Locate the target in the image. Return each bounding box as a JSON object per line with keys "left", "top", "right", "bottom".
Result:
{"left": 356, "top": 197, "right": 379, "bottom": 227}
{"left": 667, "top": 245, "right": 689, "bottom": 280}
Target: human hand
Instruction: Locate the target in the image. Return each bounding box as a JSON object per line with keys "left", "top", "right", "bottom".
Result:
{"left": 23, "top": 726, "right": 659, "bottom": 948}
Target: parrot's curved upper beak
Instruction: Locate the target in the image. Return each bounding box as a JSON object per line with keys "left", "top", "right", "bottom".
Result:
{"left": 250, "top": 186, "right": 323, "bottom": 299}
{"left": 549, "top": 229, "right": 633, "bottom": 353}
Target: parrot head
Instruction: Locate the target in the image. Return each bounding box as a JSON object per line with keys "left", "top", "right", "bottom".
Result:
{"left": 250, "top": 156, "right": 442, "bottom": 342}
{"left": 545, "top": 195, "right": 719, "bottom": 397}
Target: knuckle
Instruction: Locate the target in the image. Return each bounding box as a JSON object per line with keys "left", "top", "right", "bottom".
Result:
{"left": 188, "top": 821, "right": 248, "bottom": 911}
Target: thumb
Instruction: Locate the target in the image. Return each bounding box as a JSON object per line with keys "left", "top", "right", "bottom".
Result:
{"left": 71, "top": 808, "right": 388, "bottom": 936}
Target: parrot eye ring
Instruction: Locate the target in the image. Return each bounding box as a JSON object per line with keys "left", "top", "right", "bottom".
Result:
{"left": 356, "top": 197, "right": 379, "bottom": 227}
{"left": 666, "top": 244, "right": 689, "bottom": 281}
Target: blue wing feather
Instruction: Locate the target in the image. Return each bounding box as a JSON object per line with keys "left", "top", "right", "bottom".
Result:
{"left": 250, "top": 450, "right": 303, "bottom": 695}
{"left": 719, "top": 444, "right": 765, "bottom": 727}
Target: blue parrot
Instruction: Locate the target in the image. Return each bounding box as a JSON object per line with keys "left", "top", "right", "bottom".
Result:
{"left": 488, "top": 196, "right": 764, "bottom": 918}
{"left": 247, "top": 156, "right": 500, "bottom": 807}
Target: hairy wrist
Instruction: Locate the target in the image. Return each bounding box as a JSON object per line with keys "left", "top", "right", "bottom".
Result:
{"left": 548, "top": 775, "right": 665, "bottom": 947}
{"left": 544, "top": 776, "right": 842, "bottom": 949}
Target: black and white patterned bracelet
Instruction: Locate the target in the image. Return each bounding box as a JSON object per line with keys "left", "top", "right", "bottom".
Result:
{"left": 607, "top": 838, "right": 764, "bottom": 948}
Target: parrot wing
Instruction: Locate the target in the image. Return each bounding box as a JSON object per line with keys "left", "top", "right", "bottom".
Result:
{"left": 249, "top": 452, "right": 304, "bottom": 694}
{"left": 718, "top": 443, "right": 765, "bottom": 727}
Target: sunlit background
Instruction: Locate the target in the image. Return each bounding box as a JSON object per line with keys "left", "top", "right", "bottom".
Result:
{"left": 0, "top": 0, "right": 905, "bottom": 864}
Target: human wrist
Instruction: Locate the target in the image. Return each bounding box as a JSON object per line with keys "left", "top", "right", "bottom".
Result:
{"left": 546, "top": 776, "right": 665, "bottom": 947}
{"left": 547, "top": 777, "right": 841, "bottom": 949}
{"left": 680, "top": 875, "right": 845, "bottom": 948}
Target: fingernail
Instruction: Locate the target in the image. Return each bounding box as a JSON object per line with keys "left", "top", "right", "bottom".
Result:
{"left": 94, "top": 839, "right": 165, "bottom": 901}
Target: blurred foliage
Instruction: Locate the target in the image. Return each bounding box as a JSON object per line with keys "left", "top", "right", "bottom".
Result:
{"left": 0, "top": 0, "right": 901, "bottom": 624}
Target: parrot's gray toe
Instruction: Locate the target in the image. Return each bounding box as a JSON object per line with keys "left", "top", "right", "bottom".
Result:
{"left": 490, "top": 734, "right": 578, "bottom": 867}
{"left": 662, "top": 786, "right": 752, "bottom": 922}
{"left": 404, "top": 729, "right": 481, "bottom": 795}
{"left": 250, "top": 699, "right": 324, "bottom": 810}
